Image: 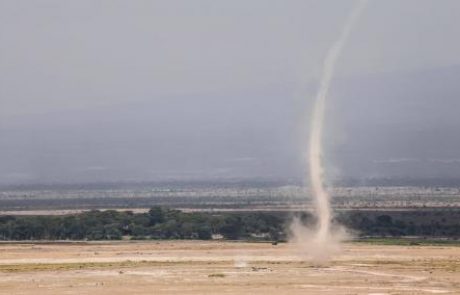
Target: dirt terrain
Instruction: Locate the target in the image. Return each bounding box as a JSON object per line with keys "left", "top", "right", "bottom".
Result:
{"left": 0, "top": 241, "right": 459, "bottom": 294}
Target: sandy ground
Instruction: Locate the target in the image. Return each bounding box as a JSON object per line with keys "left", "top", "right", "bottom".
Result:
{"left": 0, "top": 241, "right": 459, "bottom": 295}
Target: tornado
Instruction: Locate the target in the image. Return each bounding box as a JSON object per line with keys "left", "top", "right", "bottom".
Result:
{"left": 308, "top": 0, "right": 367, "bottom": 249}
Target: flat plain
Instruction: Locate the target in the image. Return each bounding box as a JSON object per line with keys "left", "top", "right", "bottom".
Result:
{"left": 0, "top": 241, "right": 459, "bottom": 295}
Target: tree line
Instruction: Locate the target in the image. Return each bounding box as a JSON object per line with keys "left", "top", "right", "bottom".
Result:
{"left": 0, "top": 208, "right": 284, "bottom": 241}
{"left": 0, "top": 207, "right": 459, "bottom": 241}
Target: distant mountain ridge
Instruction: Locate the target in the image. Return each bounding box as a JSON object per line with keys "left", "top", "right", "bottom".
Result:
{"left": 1, "top": 65, "right": 460, "bottom": 185}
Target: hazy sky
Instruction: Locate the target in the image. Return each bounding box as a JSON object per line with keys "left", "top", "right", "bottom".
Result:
{"left": 1, "top": 0, "right": 460, "bottom": 184}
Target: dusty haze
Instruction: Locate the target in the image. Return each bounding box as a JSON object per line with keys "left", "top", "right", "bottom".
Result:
{"left": 1, "top": 0, "right": 460, "bottom": 185}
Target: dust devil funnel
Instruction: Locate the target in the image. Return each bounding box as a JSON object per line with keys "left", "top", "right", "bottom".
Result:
{"left": 294, "top": 0, "right": 367, "bottom": 260}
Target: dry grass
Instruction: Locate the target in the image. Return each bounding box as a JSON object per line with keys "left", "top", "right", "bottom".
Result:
{"left": 0, "top": 241, "right": 459, "bottom": 294}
